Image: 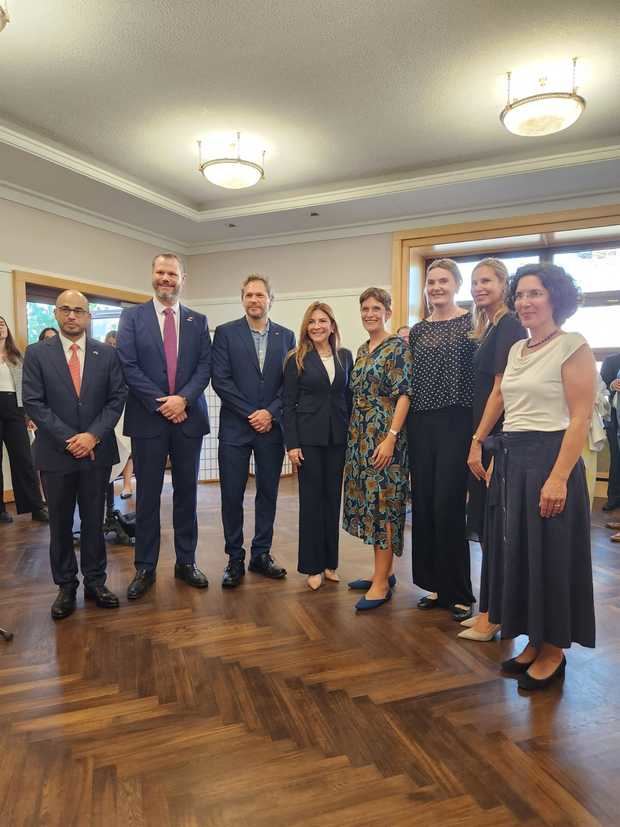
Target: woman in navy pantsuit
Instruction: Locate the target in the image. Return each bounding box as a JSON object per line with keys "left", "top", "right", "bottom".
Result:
{"left": 283, "top": 302, "right": 353, "bottom": 590}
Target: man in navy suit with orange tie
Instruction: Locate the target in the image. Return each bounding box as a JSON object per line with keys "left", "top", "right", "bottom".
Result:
{"left": 117, "top": 253, "right": 212, "bottom": 599}
{"left": 212, "top": 274, "right": 295, "bottom": 587}
{"left": 23, "top": 290, "right": 126, "bottom": 619}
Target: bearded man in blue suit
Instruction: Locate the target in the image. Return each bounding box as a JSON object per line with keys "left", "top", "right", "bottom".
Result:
{"left": 117, "top": 253, "right": 211, "bottom": 599}
{"left": 212, "top": 275, "right": 295, "bottom": 587}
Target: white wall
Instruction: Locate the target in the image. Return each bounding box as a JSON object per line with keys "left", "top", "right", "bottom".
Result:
{"left": 185, "top": 234, "right": 392, "bottom": 300}
{"left": 0, "top": 199, "right": 167, "bottom": 292}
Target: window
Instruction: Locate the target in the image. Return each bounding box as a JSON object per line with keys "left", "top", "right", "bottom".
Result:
{"left": 552, "top": 245, "right": 620, "bottom": 363}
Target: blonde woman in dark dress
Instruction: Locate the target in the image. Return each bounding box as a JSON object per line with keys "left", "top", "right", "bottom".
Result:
{"left": 458, "top": 259, "right": 526, "bottom": 641}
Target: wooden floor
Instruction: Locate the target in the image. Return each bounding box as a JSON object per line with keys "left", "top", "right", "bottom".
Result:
{"left": 0, "top": 478, "right": 619, "bottom": 827}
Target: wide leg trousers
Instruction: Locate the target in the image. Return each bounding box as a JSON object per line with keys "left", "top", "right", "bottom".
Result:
{"left": 0, "top": 392, "right": 44, "bottom": 514}
{"left": 408, "top": 406, "right": 475, "bottom": 606}
{"left": 297, "top": 442, "right": 346, "bottom": 575}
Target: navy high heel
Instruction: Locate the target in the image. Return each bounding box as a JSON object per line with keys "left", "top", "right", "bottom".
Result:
{"left": 348, "top": 574, "right": 396, "bottom": 591}
{"left": 354, "top": 589, "right": 393, "bottom": 612}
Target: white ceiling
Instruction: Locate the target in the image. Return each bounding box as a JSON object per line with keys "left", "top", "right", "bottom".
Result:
{"left": 0, "top": 0, "right": 619, "bottom": 250}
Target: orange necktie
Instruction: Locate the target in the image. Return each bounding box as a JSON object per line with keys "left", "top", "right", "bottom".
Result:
{"left": 68, "top": 343, "right": 81, "bottom": 396}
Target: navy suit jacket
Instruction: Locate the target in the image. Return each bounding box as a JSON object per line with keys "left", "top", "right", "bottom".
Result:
{"left": 212, "top": 317, "right": 295, "bottom": 445}
{"left": 116, "top": 300, "right": 211, "bottom": 439}
{"left": 22, "top": 335, "right": 126, "bottom": 472}
{"left": 283, "top": 348, "right": 353, "bottom": 449}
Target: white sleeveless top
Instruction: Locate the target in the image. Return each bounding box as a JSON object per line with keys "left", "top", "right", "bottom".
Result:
{"left": 501, "top": 332, "right": 588, "bottom": 432}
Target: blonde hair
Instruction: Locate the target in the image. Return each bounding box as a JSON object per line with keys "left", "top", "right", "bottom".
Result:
{"left": 287, "top": 302, "right": 342, "bottom": 374}
{"left": 469, "top": 257, "right": 510, "bottom": 341}
{"left": 241, "top": 273, "right": 274, "bottom": 300}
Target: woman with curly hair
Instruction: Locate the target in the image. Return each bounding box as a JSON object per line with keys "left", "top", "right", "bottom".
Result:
{"left": 486, "top": 263, "right": 596, "bottom": 690}
{"left": 342, "top": 288, "right": 413, "bottom": 611}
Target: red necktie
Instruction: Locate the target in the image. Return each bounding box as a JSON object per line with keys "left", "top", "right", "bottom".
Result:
{"left": 163, "top": 307, "right": 177, "bottom": 394}
{"left": 68, "top": 343, "right": 81, "bottom": 396}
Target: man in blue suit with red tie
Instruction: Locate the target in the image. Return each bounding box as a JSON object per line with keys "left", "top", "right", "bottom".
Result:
{"left": 212, "top": 274, "right": 295, "bottom": 587}
{"left": 117, "top": 253, "right": 212, "bottom": 599}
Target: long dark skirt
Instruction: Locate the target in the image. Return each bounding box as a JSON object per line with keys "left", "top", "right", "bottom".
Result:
{"left": 485, "top": 430, "right": 595, "bottom": 649}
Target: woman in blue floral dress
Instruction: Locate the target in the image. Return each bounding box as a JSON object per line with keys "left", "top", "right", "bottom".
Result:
{"left": 343, "top": 287, "right": 413, "bottom": 611}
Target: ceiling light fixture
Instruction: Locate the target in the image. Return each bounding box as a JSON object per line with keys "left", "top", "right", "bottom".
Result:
{"left": 0, "top": 2, "right": 10, "bottom": 32}
{"left": 198, "top": 132, "right": 265, "bottom": 189}
{"left": 500, "top": 57, "right": 585, "bottom": 137}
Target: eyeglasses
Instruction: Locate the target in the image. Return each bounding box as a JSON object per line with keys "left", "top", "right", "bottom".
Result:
{"left": 514, "top": 290, "right": 546, "bottom": 302}
{"left": 55, "top": 306, "right": 88, "bottom": 317}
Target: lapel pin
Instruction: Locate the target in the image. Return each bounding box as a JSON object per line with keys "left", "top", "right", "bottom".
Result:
{"left": 92, "top": 350, "right": 99, "bottom": 355}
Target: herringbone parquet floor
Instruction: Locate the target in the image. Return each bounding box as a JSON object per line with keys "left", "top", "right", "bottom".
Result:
{"left": 0, "top": 477, "right": 619, "bottom": 826}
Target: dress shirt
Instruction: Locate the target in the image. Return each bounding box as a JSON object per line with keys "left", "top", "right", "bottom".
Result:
{"left": 59, "top": 332, "right": 86, "bottom": 380}
{"left": 153, "top": 297, "right": 181, "bottom": 350}
{"left": 248, "top": 318, "right": 270, "bottom": 372}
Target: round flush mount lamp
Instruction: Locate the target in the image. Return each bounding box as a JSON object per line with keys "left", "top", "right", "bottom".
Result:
{"left": 0, "top": 2, "right": 10, "bottom": 32}
{"left": 500, "top": 58, "right": 585, "bottom": 137}
{"left": 198, "top": 132, "right": 265, "bottom": 189}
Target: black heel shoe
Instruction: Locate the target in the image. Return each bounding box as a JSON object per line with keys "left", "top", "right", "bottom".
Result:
{"left": 518, "top": 656, "right": 566, "bottom": 691}
{"left": 501, "top": 656, "right": 537, "bottom": 675}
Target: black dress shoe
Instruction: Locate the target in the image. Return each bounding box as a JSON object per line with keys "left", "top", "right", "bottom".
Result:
{"left": 51, "top": 585, "right": 77, "bottom": 620}
{"left": 127, "top": 569, "right": 156, "bottom": 600}
{"left": 0, "top": 511, "right": 13, "bottom": 524}
{"left": 602, "top": 498, "right": 620, "bottom": 512}
{"left": 518, "top": 656, "right": 566, "bottom": 690}
{"left": 84, "top": 584, "right": 120, "bottom": 608}
{"left": 417, "top": 595, "right": 441, "bottom": 609}
{"left": 32, "top": 506, "right": 49, "bottom": 523}
{"left": 174, "top": 563, "right": 209, "bottom": 589}
{"left": 450, "top": 604, "right": 473, "bottom": 622}
{"left": 222, "top": 561, "right": 245, "bottom": 588}
{"left": 248, "top": 552, "right": 287, "bottom": 579}
{"left": 501, "top": 655, "right": 537, "bottom": 675}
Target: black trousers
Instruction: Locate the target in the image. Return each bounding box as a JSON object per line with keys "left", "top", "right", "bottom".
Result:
{"left": 605, "top": 412, "right": 620, "bottom": 503}
{"left": 0, "top": 392, "right": 44, "bottom": 514}
{"left": 219, "top": 438, "right": 284, "bottom": 562}
{"left": 297, "top": 441, "right": 346, "bottom": 575}
{"left": 131, "top": 426, "right": 203, "bottom": 572}
{"left": 408, "top": 406, "right": 475, "bottom": 606}
{"left": 42, "top": 466, "right": 111, "bottom": 588}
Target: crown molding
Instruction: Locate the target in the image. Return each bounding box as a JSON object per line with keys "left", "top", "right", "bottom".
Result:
{"left": 1, "top": 121, "right": 619, "bottom": 222}
{"left": 0, "top": 179, "right": 190, "bottom": 252}
{"left": 0, "top": 124, "right": 198, "bottom": 219}
{"left": 194, "top": 144, "right": 620, "bottom": 221}
{"left": 185, "top": 187, "right": 620, "bottom": 254}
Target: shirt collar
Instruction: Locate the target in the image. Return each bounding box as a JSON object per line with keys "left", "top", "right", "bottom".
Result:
{"left": 246, "top": 318, "right": 270, "bottom": 337}
{"left": 153, "top": 297, "right": 179, "bottom": 316}
{"left": 59, "top": 331, "right": 86, "bottom": 353}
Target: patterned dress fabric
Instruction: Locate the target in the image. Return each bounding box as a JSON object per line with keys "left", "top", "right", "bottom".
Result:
{"left": 342, "top": 335, "right": 413, "bottom": 556}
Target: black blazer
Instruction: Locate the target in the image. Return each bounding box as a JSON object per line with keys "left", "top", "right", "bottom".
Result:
{"left": 283, "top": 348, "right": 353, "bottom": 448}
{"left": 116, "top": 300, "right": 211, "bottom": 439}
{"left": 22, "top": 335, "right": 126, "bottom": 472}
{"left": 212, "top": 317, "right": 296, "bottom": 445}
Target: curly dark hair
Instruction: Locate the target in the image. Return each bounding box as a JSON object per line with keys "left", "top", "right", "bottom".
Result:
{"left": 507, "top": 263, "right": 581, "bottom": 325}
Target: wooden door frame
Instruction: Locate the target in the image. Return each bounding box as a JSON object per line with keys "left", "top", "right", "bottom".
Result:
{"left": 13, "top": 271, "right": 151, "bottom": 350}
{"left": 390, "top": 204, "right": 620, "bottom": 326}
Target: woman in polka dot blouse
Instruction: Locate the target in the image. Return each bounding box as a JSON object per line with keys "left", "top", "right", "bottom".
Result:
{"left": 406, "top": 259, "right": 477, "bottom": 621}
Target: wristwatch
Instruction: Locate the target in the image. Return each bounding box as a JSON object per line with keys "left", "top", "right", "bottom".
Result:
{"left": 471, "top": 433, "right": 481, "bottom": 443}
{"left": 389, "top": 429, "right": 399, "bottom": 438}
